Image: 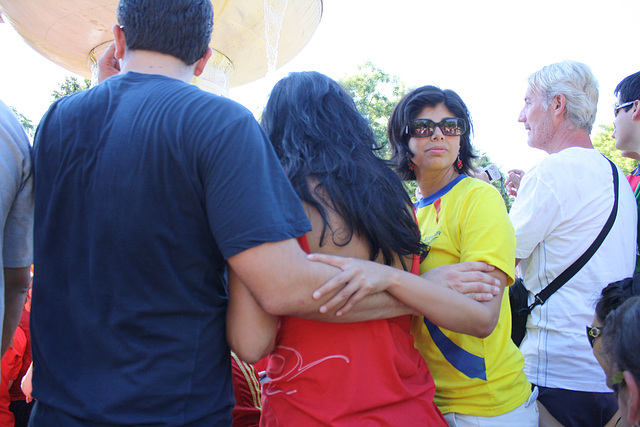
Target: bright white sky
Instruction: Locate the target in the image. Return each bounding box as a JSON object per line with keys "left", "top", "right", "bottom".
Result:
{"left": 1, "top": 0, "right": 639, "bottom": 172}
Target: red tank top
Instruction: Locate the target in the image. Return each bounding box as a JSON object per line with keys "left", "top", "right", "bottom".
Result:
{"left": 259, "top": 235, "right": 446, "bottom": 426}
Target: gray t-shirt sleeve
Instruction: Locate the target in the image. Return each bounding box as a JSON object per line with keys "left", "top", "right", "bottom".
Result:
{"left": 0, "top": 100, "right": 34, "bottom": 268}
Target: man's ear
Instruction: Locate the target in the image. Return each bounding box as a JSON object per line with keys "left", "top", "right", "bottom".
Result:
{"left": 112, "top": 24, "right": 126, "bottom": 60}
{"left": 632, "top": 100, "right": 640, "bottom": 121}
{"left": 623, "top": 371, "right": 640, "bottom": 425}
{"left": 194, "top": 48, "right": 213, "bottom": 77}
{"left": 552, "top": 93, "right": 567, "bottom": 117}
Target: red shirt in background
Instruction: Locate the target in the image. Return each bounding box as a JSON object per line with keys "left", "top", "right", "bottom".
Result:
{"left": 0, "top": 328, "right": 27, "bottom": 426}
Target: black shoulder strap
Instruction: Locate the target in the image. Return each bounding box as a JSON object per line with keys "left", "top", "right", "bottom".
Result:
{"left": 522, "top": 158, "right": 619, "bottom": 314}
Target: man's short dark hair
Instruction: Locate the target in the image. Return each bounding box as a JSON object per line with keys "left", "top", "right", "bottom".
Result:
{"left": 615, "top": 71, "right": 640, "bottom": 115}
{"left": 117, "top": 0, "right": 213, "bottom": 65}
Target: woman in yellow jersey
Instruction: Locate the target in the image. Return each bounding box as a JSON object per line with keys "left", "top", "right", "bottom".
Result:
{"left": 310, "top": 86, "right": 537, "bottom": 426}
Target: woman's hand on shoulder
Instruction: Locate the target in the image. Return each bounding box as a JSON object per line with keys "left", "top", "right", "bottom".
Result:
{"left": 421, "top": 262, "right": 500, "bottom": 302}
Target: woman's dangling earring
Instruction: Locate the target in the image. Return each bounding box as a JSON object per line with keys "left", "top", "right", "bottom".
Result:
{"left": 408, "top": 160, "right": 415, "bottom": 171}
{"left": 456, "top": 154, "right": 463, "bottom": 170}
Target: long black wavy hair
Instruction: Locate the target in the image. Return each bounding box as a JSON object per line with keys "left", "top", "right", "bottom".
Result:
{"left": 261, "top": 71, "right": 425, "bottom": 266}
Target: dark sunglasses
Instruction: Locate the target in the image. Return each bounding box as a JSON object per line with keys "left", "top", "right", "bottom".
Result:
{"left": 405, "top": 117, "right": 467, "bottom": 138}
{"left": 614, "top": 100, "right": 635, "bottom": 117}
{"left": 586, "top": 325, "right": 602, "bottom": 348}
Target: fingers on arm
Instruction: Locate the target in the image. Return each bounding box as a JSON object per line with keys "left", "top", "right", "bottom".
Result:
{"left": 450, "top": 276, "right": 501, "bottom": 298}
{"left": 454, "top": 261, "right": 495, "bottom": 273}
{"left": 308, "top": 254, "right": 395, "bottom": 316}
{"left": 422, "top": 262, "right": 499, "bottom": 296}
{"left": 319, "top": 273, "right": 374, "bottom": 316}
{"left": 465, "top": 292, "right": 499, "bottom": 302}
{"left": 307, "top": 253, "right": 351, "bottom": 300}
{"left": 308, "top": 254, "right": 377, "bottom": 315}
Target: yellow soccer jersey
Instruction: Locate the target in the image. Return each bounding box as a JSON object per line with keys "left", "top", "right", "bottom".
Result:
{"left": 411, "top": 175, "right": 530, "bottom": 416}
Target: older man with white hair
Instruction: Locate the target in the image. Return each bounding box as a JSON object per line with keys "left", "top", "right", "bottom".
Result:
{"left": 508, "top": 61, "right": 637, "bottom": 427}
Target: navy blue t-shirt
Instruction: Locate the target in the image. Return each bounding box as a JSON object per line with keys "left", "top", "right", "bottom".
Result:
{"left": 31, "top": 73, "right": 310, "bottom": 426}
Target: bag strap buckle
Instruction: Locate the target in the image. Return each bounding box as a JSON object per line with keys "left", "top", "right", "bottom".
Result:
{"left": 518, "top": 295, "right": 543, "bottom": 316}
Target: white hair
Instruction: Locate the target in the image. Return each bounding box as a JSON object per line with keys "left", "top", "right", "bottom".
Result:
{"left": 527, "top": 60, "right": 599, "bottom": 133}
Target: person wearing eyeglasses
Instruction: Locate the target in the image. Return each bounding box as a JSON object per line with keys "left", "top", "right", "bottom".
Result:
{"left": 599, "top": 295, "right": 640, "bottom": 427}
{"left": 508, "top": 60, "right": 637, "bottom": 427}
{"left": 393, "top": 86, "right": 536, "bottom": 426}
{"left": 588, "top": 275, "right": 640, "bottom": 427}
{"left": 612, "top": 71, "right": 640, "bottom": 273}
{"left": 310, "top": 85, "right": 537, "bottom": 426}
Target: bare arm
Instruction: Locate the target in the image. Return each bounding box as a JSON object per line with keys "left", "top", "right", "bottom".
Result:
{"left": 226, "top": 268, "right": 278, "bottom": 363}
{"left": 393, "top": 266, "right": 507, "bottom": 338}
{"left": 310, "top": 256, "right": 499, "bottom": 314}
{"left": 420, "top": 264, "right": 499, "bottom": 302}
{"left": 2, "top": 267, "right": 30, "bottom": 356}
{"left": 308, "top": 255, "right": 505, "bottom": 338}
{"left": 226, "top": 257, "right": 414, "bottom": 362}
{"left": 227, "top": 239, "right": 413, "bottom": 322}
{"left": 227, "top": 195, "right": 500, "bottom": 325}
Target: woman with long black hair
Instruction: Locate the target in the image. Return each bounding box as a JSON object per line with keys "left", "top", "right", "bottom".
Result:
{"left": 226, "top": 72, "right": 500, "bottom": 426}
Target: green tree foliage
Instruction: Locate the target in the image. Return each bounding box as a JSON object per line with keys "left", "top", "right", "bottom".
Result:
{"left": 338, "top": 62, "right": 406, "bottom": 159}
{"left": 52, "top": 76, "right": 91, "bottom": 101}
{"left": 4, "top": 76, "right": 92, "bottom": 140}
{"left": 10, "top": 106, "right": 35, "bottom": 139}
{"left": 593, "top": 124, "right": 637, "bottom": 175}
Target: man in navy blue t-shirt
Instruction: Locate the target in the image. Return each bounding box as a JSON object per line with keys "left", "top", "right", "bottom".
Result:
{"left": 29, "top": 1, "right": 338, "bottom": 425}
{"left": 29, "top": 1, "right": 502, "bottom": 425}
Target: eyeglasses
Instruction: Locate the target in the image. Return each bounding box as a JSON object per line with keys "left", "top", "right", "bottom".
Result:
{"left": 614, "top": 100, "right": 635, "bottom": 117}
{"left": 586, "top": 325, "right": 602, "bottom": 348}
{"left": 405, "top": 117, "right": 467, "bottom": 138}
{"left": 610, "top": 371, "right": 626, "bottom": 394}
